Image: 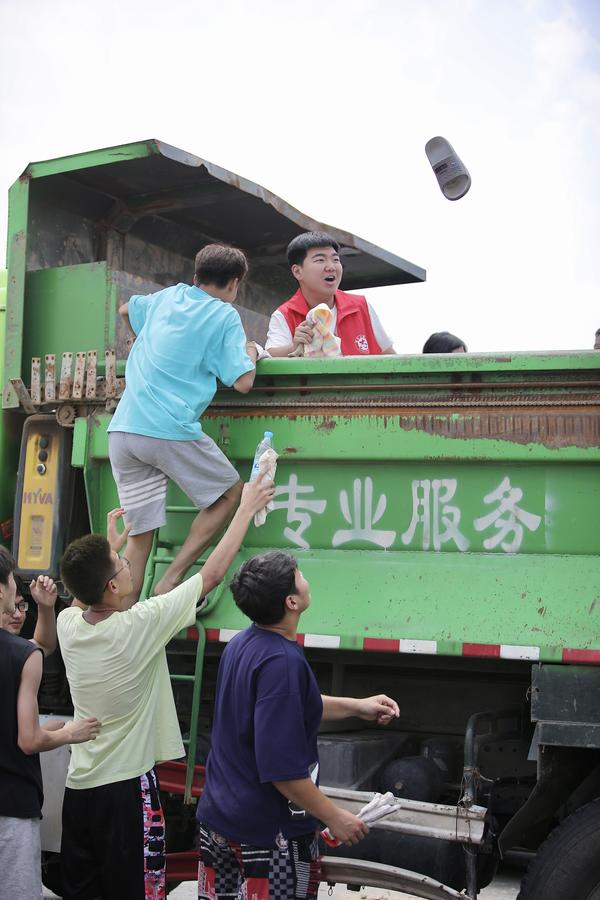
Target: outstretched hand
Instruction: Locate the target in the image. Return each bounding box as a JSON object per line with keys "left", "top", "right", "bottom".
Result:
{"left": 107, "top": 507, "right": 131, "bottom": 553}
{"left": 240, "top": 466, "right": 276, "bottom": 516}
{"left": 30, "top": 575, "right": 58, "bottom": 609}
{"left": 356, "top": 694, "right": 400, "bottom": 726}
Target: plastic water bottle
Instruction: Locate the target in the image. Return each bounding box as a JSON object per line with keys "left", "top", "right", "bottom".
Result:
{"left": 250, "top": 431, "right": 273, "bottom": 481}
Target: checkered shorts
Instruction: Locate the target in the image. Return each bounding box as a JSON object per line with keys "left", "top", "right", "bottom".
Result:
{"left": 197, "top": 824, "right": 321, "bottom": 899}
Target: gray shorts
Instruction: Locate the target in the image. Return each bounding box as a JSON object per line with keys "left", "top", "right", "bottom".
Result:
{"left": 0, "top": 815, "right": 42, "bottom": 900}
{"left": 108, "top": 432, "right": 240, "bottom": 536}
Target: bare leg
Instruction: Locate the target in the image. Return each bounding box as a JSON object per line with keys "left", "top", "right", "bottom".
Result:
{"left": 153, "top": 480, "right": 243, "bottom": 596}
{"left": 122, "top": 530, "right": 155, "bottom": 606}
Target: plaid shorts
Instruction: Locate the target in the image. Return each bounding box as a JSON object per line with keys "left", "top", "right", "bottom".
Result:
{"left": 197, "top": 824, "right": 321, "bottom": 900}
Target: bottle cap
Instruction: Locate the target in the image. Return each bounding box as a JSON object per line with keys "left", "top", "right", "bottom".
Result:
{"left": 264, "top": 431, "right": 273, "bottom": 438}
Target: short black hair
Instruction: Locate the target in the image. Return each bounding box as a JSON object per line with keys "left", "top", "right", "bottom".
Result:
{"left": 230, "top": 551, "right": 298, "bottom": 626}
{"left": 194, "top": 244, "right": 248, "bottom": 288}
{"left": 596, "top": 328, "right": 600, "bottom": 336}
{"left": 423, "top": 331, "right": 467, "bottom": 353}
{"left": 60, "top": 534, "right": 114, "bottom": 606}
{"left": 0, "top": 546, "right": 16, "bottom": 587}
{"left": 287, "top": 232, "right": 340, "bottom": 267}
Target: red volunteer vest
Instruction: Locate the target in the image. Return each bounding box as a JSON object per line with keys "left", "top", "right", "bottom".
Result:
{"left": 278, "top": 289, "right": 383, "bottom": 356}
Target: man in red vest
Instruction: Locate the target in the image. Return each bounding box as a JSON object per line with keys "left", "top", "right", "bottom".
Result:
{"left": 265, "top": 232, "right": 395, "bottom": 357}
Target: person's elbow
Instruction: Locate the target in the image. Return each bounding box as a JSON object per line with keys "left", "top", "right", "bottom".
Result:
{"left": 199, "top": 564, "right": 225, "bottom": 598}
{"left": 36, "top": 640, "right": 57, "bottom": 657}
{"left": 18, "top": 732, "right": 39, "bottom": 755}
{"left": 233, "top": 370, "right": 255, "bottom": 394}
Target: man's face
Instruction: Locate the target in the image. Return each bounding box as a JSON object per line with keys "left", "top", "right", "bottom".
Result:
{"left": 292, "top": 246, "right": 343, "bottom": 301}
{"left": 106, "top": 550, "right": 133, "bottom": 599}
{"left": 293, "top": 568, "right": 311, "bottom": 612}
{"left": 0, "top": 572, "right": 17, "bottom": 617}
{"left": 1, "top": 591, "right": 25, "bottom": 635}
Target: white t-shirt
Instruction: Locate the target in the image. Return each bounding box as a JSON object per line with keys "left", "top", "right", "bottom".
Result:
{"left": 57, "top": 573, "right": 203, "bottom": 789}
{"left": 265, "top": 301, "right": 394, "bottom": 352}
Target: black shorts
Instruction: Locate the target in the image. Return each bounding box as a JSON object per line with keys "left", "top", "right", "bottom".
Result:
{"left": 61, "top": 768, "right": 165, "bottom": 900}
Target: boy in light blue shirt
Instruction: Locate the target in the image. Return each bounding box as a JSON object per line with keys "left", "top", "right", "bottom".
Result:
{"left": 108, "top": 244, "right": 257, "bottom": 601}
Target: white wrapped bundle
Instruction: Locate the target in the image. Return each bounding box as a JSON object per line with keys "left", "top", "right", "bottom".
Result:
{"left": 254, "top": 447, "right": 278, "bottom": 527}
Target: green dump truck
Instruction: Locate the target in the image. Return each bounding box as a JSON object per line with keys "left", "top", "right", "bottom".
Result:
{"left": 2, "top": 140, "right": 600, "bottom": 900}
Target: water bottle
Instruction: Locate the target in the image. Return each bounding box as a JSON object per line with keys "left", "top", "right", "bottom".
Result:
{"left": 250, "top": 431, "right": 273, "bottom": 481}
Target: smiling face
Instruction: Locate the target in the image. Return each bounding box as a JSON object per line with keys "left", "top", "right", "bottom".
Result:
{"left": 1, "top": 589, "right": 25, "bottom": 635}
{"left": 292, "top": 246, "right": 343, "bottom": 305}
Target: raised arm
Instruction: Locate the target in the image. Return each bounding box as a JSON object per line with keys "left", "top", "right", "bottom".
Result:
{"left": 118, "top": 302, "right": 131, "bottom": 331}
{"left": 17, "top": 652, "right": 100, "bottom": 754}
{"left": 29, "top": 576, "right": 58, "bottom": 656}
{"left": 199, "top": 472, "right": 275, "bottom": 597}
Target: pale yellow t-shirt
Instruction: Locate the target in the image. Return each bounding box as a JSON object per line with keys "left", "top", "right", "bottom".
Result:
{"left": 57, "top": 573, "right": 203, "bottom": 789}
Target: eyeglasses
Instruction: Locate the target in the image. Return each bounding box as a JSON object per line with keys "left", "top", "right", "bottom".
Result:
{"left": 103, "top": 557, "right": 131, "bottom": 591}
{"left": 15, "top": 601, "right": 28, "bottom": 613}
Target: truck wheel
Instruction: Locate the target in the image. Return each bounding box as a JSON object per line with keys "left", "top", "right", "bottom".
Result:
{"left": 517, "top": 798, "right": 600, "bottom": 899}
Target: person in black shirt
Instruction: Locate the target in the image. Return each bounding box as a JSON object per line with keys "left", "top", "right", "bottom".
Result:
{"left": 0, "top": 547, "right": 100, "bottom": 900}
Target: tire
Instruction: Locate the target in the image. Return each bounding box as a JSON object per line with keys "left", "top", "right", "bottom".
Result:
{"left": 518, "top": 798, "right": 600, "bottom": 899}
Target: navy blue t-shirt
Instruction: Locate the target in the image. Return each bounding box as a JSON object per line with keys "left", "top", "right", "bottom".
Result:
{"left": 197, "top": 624, "right": 323, "bottom": 846}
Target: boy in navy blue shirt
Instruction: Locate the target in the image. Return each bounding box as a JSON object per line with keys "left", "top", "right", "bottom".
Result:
{"left": 197, "top": 551, "right": 399, "bottom": 900}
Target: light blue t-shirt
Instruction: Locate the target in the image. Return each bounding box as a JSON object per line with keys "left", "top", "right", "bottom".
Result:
{"left": 108, "top": 283, "right": 254, "bottom": 441}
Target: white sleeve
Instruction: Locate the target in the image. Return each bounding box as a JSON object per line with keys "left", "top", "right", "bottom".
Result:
{"left": 265, "top": 311, "right": 293, "bottom": 349}
{"left": 367, "top": 302, "right": 395, "bottom": 352}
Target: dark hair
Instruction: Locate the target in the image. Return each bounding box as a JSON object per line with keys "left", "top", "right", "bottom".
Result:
{"left": 287, "top": 232, "right": 340, "bottom": 267}
{"left": 596, "top": 328, "right": 600, "bottom": 336}
{"left": 422, "top": 331, "right": 467, "bottom": 353}
{"left": 14, "top": 574, "right": 27, "bottom": 599}
{"left": 194, "top": 244, "right": 248, "bottom": 288}
{"left": 230, "top": 551, "right": 298, "bottom": 626}
{"left": 60, "top": 534, "right": 114, "bottom": 606}
{"left": 0, "top": 546, "right": 16, "bottom": 586}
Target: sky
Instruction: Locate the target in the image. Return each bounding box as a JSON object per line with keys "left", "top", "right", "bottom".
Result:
{"left": 0, "top": 0, "right": 598, "bottom": 353}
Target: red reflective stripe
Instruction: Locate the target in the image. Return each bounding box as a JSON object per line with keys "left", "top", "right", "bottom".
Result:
{"left": 186, "top": 626, "right": 199, "bottom": 640}
{"left": 205, "top": 628, "right": 220, "bottom": 642}
{"left": 563, "top": 648, "right": 600, "bottom": 664}
{"left": 462, "top": 643, "right": 501, "bottom": 658}
{"left": 363, "top": 638, "right": 401, "bottom": 652}
{"left": 296, "top": 633, "right": 305, "bottom": 646}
